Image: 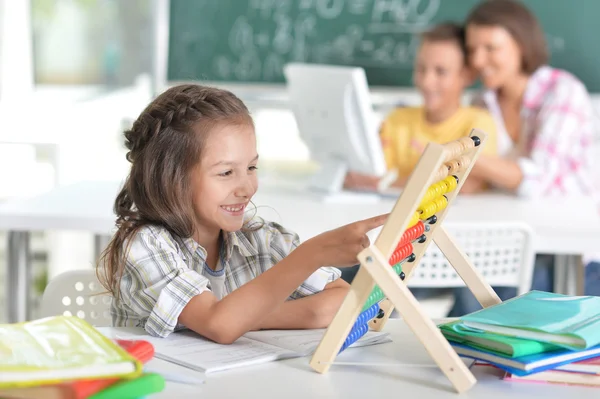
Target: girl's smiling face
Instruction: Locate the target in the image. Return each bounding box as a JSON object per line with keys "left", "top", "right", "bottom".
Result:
{"left": 190, "top": 123, "right": 258, "bottom": 242}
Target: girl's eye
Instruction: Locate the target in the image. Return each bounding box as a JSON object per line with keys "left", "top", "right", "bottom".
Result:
{"left": 218, "top": 170, "right": 233, "bottom": 177}
{"left": 248, "top": 166, "right": 258, "bottom": 172}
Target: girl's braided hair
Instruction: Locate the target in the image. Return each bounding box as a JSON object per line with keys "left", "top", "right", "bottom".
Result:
{"left": 97, "top": 84, "right": 253, "bottom": 297}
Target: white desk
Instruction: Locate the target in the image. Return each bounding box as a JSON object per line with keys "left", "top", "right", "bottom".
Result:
{"left": 99, "top": 319, "right": 597, "bottom": 398}
{"left": 1, "top": 179, "right": 599, "bottom": 322}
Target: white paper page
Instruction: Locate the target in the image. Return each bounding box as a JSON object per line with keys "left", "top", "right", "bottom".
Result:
{"left": 244, "top": 329, "right": 392, "bottom": 355}
{"left": 115, "top": 330, "right": 297, "bottom": 374}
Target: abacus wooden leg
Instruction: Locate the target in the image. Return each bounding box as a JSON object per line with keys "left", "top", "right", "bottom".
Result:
{"left": 310, "top": 265, "right": 376, "bottom": 373}
{"left": 433, "top": 226, "right": 501, "bottom": 308}
{"left": 359, "top": 246, "right": 477, "bottom": 394}
{"left": 368, "top": 298, "right": 393, "bottom": 331}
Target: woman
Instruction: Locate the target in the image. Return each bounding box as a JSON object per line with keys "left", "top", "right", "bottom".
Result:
{"left": 449, "top": 0, "right": 599, "bottom": 316}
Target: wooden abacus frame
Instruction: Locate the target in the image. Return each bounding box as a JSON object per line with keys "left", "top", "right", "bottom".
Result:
{"left": 309, "top": 129, "right": 502, "bottom": 394}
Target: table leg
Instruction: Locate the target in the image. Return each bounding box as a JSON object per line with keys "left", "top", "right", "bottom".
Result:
{"left": 554, "top": 254, "right": 585, "bottom": 296}
{"left": 93, "top": 234, "right": 111, "bottom": 264}
{"left": 7, "top": 231, "right": 31, "bottom": 322}
{"left": 553, "top": 255, "right": 567, "bottom": 294}
{"left": 574, "top": 255, "right": 585, "bottom": 296}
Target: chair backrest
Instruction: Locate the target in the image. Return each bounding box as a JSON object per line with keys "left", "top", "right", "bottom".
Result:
{"left": 41, "top": 269, "right": 112, "bottom": 327}
{"left": 407, "top": 222, "right": 535, "bottom": 295}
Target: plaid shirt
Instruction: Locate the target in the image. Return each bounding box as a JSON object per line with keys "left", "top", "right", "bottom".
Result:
{"left": 111, "top": 219, "right": 341, "bottom": 337}
{"left": 474, "top": 66, "right": 599, "bottom": 198}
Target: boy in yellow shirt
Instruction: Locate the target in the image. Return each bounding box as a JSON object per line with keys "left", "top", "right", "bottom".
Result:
{"left": 345, "top": 22, "right": 497, "bottom": 193}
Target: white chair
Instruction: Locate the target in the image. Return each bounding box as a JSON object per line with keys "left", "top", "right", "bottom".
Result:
{"left": 408, "top": 221, "right": 536, "bottom": 295}
{"left": 398, "top": 221, "right": 536, "bottom": 318}
{"left": 40, "top": 269, "right": 113, "bottom": 326}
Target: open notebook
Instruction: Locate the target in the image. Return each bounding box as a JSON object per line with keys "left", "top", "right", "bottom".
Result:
{"left": 109, "top": 328, "right": 391, "bottom": 374}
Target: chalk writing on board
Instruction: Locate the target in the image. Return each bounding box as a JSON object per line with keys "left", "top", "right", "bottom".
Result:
{"left": 214, "top": 0, "right": 439, "bottom": 81}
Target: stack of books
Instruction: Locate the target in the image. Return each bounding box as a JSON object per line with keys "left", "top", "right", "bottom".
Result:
{"left": 0, "top": 316, "right": 165, "bottom": 399}
{"left": 439, "top": 291, "right": 600, "bottom": 387}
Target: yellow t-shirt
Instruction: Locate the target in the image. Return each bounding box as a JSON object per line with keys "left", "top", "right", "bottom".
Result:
{"left": 379, "top": 106, "right": 498, "bottom": 179}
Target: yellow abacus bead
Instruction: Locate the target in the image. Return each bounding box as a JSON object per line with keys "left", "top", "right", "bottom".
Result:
{"left": 431, "top": 183, "right": 441, "bottom": 197}
{"left": 435, "top": 195, "right": 449, "bottom": 212}
{"left": 409, "top": 211, "right": 419, "bottom": 227}
{"left": 438, "top": 179, "right": 450, "bottom": 195}
{"left": 419, "top": 202, "right": 437, "bottom": 220}
{"left": 443, "top": 175, "right": 458, "bottom": 193}
{"left": 421, "top": 187, "right": 434, "bottom": 205}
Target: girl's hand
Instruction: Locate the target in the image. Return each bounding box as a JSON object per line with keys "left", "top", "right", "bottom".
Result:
{"left": 302, "top": 214, "right": 389, "bottom": 267}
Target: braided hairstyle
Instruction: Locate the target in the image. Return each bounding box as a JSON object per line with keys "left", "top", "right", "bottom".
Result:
{"left": 97, "top": 84, "right": 253, "bottom": 296}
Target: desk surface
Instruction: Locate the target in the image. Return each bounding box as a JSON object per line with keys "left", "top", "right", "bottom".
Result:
{"left": 1, "top": 179, "right": 599, "bottom": 255}
{"left": 100, "top": 319, "right": 597, "bottom": 398}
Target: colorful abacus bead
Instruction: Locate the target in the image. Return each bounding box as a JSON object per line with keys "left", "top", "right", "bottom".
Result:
{"left": 397, "top": 221, "right": 425, "bottom": 248}
{"left": 446, "top": 159, "right": 461, "bottom": 174}
{"left": 361, "top": 263, "right": 403, "bottom": 311}
{"left": 458, "top": 136, "right": 475, "bottom": 151}
{"left": 434, "top": 164, "right": 449, "bottom": 181}
{"left": 419, "top": 201, "right": 438, "bottom": 220}
{"left": 354, "top": 303, "right": 380, "bottom": 326}
{"left": 443, "top": 175, "right": 458, "bottom": 192}
{"left": 427, "top": 215, "right": 437, "bottom": 224}
{"left": 389, "top": 242, "right": 413, "bottom": 266}
{"left": 456, "top": 156, "right": 470, "bottom": 172}
{"left": 409, "top": 211, "right": 420, "bottom": 227}
{"left": 339, "top": 323, "right": 369, "bottom": 353}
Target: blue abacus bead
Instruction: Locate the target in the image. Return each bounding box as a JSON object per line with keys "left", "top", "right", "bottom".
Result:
{"left": 339, "top": 323, "right": 369, "bottom": 353}
{"left": 365, "top": 302, "right": 380, "bottom": 321}
{"left": 355, "top": 302, "right": 380, "bottom": 326}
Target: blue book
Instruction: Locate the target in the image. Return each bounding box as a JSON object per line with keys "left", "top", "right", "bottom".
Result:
{"left": 451, "top": 342, "right": 600, "bottom": 376}
{"left": 458, "top": 291, "right": 600, "bottom": 350}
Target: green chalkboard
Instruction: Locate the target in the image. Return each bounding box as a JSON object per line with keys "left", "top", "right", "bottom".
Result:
{"left": 168, "top": 0, "right": 600, "bottom": 92}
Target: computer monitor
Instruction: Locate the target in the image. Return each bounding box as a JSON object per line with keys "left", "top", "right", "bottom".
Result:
{"left": 283, "top": 63, "right": 387, "bottom": 195}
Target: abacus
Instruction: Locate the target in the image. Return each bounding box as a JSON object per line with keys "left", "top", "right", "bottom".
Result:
{"left": 310, "top": 129, "right": 501, "bottom": 394}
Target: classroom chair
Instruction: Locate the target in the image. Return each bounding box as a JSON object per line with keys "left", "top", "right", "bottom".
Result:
{"left": 406, "top": 221, "right": 536, "bottom": 316}
{"left": 408, "top": 222, "right": 536, "bottom": 293}
{"left": 40, "top": 269, "right": 112, "bottom": 326}
{"left": 345, "top": 221, "right": 536, "bottom": 317}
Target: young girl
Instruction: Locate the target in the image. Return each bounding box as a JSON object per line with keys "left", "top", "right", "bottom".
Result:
{"left": 98, "top": 84, "right": 387, "bottom": 343}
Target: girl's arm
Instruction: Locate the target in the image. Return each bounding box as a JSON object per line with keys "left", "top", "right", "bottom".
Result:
{"left": 251, "top": 278, "right": 350, "bottom": 330}
{"left": 179, "top": 215, "right": 387, "bottom": 344}
{"left": 179, "top": 245, "right": 323, "bottom": 343}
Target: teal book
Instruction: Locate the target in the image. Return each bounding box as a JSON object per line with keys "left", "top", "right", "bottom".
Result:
{"left": 458, "top": 291, "right": 600, "bottom": 350}
{"left": 439, "top": 320, "right": 560, "bottom": 357}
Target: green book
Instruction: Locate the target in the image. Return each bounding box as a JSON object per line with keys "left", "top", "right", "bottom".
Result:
{"left": 88, "top": 373, "right": 165, "bottom": 399}
{"left": 439, "top": 320, "right": 560, "bottom": 357}
{"left": 458, "top": 291, "right": 600, "bottom": 350}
